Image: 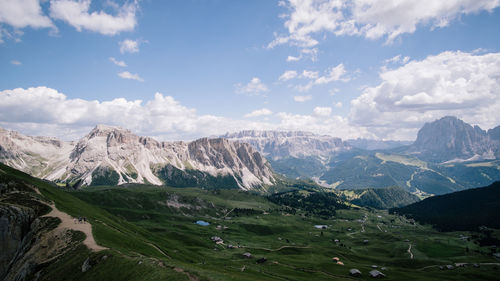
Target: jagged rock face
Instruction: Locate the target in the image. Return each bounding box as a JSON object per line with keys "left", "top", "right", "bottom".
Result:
{"left": 0, "top": 125, "right": 274, "bottom": 190}
{"left": 0, "top": 128, "right": 74, "bottom": 181}
{"left": 409, "top": 116, "right": 498, "bottom": 162}
{"left": 221, "top": 130, "right": 351, "bottom": 160}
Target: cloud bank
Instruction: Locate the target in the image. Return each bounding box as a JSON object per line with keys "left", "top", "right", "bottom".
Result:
{"left": 271, "top": 0, "right": 500, "bottom": 48}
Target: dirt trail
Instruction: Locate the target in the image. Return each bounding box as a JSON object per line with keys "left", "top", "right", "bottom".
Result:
{"left": 43, "top": 204, "right": 108, "bottom": 252}
{"left": 243, "top": 245, "right": 311, "bottom": 252}
{"left": 407, "top": 243, "right": 414, "bottom": 259}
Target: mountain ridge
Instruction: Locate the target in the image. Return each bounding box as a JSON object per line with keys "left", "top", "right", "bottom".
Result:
{"left": 0, "top": 125, "right": 274, "bottom": 190}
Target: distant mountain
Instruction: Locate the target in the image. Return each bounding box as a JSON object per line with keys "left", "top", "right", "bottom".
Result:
{"left": 0, "top": 125, "right": 274, "bottom": 190}
{"left": 222, "top": 130, "right": 352, "bottom": 179}
{"left": 222, "top": 130, "right": 351, "bottom": 160}
{"left": 391, "top": 181, "right": 500, "bottom": 231}
{"left": 338, "top": 186, "right": 420, "bottom": 209}
{"left": 320, "top": 152, "right": 500, "bottom": 195}
{"left": 405, "top": 116, "right": 498, "bottom": 163}
{"left": 346, "top": 138, "right": 412, "bottom": 150}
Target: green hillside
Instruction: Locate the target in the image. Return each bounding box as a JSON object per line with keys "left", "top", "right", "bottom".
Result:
{"left": 338, "top": 186, "right": 420, "bottom": 209}
{"left": 2, "top": 162, "right": 500, "bottom": 280}
{"left": 391, "top": 182, "right": 500, "bottom": 232}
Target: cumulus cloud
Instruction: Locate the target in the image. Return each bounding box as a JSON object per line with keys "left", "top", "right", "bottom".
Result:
{"left": 313, "top": 106, "right": 331, "bottom": 117}
{"left": 0, "top": 86, "right": 374, "bottom": 141}
{"left": 49, "top": 0, "right": 137, "bottom": 35}
{"left": 350, "top": 51, "right": 500, "bottom": 140}
{"left": 270, "top": 0, "right": 500, "bottom": 47}
{"left": 119, "top": 39, "right": 139, "bottom": 54}
{"left": 244, "top": 108, "right": 273, "bottom": 118}
{"left": 279, "top": 70, "right": 298, "bottom": 81}
{"left": 334, "top": 101, "right": 342, "bottom": 108}
{"left": 235, "top": 77, "right": 269, "bottom": 96}
{"left": 0, "top": 0, "right": 55, "bottom": 42}
{"left": 10, "top": 60, "right": 22, "bottom": 65}
{"left": 293, "top": 95, "right": 312, "bottom": 102}
{"left": 0, "top": 87, "right": 240, "bottom": 140}
{"left": 0, "top": 0, "right": 54, "bottom": 29}
{"left": 287, "top": 55, "right": 300, "bottom": 62}
{"left": 118, "top": 71, "right": 143, "bottom": 82}
{"left": 109, "top": 57, "right": 126, "bottom": 67}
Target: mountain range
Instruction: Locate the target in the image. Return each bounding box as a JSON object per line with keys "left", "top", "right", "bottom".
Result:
{"left": 0, "top": 125, "right": 274, "bottom": 190}
{"left": 1, "top": 116, "right": 500, "bottom": 194}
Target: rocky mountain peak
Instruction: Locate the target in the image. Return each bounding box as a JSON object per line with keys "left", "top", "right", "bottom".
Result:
{"left": 410, "top": 116, "right": 497, "bottom": 162}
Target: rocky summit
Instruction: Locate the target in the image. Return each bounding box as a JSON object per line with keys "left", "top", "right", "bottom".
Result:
{"left": 406, "top": 116, "right": 499, "bottom": 163}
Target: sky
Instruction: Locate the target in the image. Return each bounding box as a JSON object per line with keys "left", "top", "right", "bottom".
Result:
{"left": 1, "top": 0, "right": 500, "bottom": 141}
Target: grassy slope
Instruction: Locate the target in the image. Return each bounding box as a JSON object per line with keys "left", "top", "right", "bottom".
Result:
{"left": 0, "top": 163, "right": 189, "bottom": 281}
{"left": 2, "top": 162, "right": 500, "bottom": 280}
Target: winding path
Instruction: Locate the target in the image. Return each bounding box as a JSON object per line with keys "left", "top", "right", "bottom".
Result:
{"left": 43, "top": 203, "right": 107, "bottom": 252}
{"left": 407, "top": 243, "right": 414, "bottom": 259}
{"left": 243, "top": 245, "right": 311, "bottom": 252}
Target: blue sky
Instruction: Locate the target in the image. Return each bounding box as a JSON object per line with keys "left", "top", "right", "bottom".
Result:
{"left": 1, "top": 0, "right": 500, "bottom": 141}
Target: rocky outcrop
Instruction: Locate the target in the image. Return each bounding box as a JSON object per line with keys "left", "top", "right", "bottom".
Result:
{"left": 0, "top": 176, "right": 73, "bottom": 281}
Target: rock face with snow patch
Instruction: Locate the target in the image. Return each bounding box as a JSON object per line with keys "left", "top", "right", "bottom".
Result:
{"left": 0, "top": 126, "right": 274, "bottom": 190}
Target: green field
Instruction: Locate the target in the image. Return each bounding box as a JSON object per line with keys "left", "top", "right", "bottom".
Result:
{"left": 2, "top": 163, "right": 499, "bottom": 280}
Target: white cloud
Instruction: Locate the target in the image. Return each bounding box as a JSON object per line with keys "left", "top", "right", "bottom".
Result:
{"left": 49, "top": 0, "right": 137, "bottom": 35}
{"left": 350, "top": 51, "right": 500, "bottom": 140}
{"left": 0, "top": 86, "right": 374, "bottom": 141}
{"left": 0, "top": 0, "right": 54, "bottom": 29}
{"left": 270, "top": 0, "right": 500, "bottom": 47}
{"left": 0, "top": 0, "right": 54, "bottom": 42}
{"left": 0, "top": 86, "right": 243, "bottom": 140}
{"left": 119, "top": 39, "right": 139, "bottom": 54}
{"left": 235, "top": 77, "right": 269, "bottom": 96}
{"left": 385, "top": 55, "right": 411, "bottom": 65}
{"left": 109, "top": 57, "right": 126, "bottom": 67}
{"left": 10, "top": 60, "right": 22, "bottom": 65}
{"left": 301, "top": 70, "right": 319, "bottom": 79}
{"left": 313, "top": 106, "right": 332, "bottom": 117}
{"left": 244, "top": 108, "right": 273, "bottom": 118}
{"left": 275, "top": 112, "right": 372, "bottom": 139}
{"left": 118, "top": 71, "right": 143, "bottom": 82}
{"left": 279, "top": 70, "right": 298, "bottom": 81}
{"left": 334, "top": 102, "right": 342, "bottom": 108}
{"left": 285, "top": 48, "right": 319, "bottom": 62}
{"left": 315, "top": 64, "right": 349, "bottom": 84}
{"left": 293, "top": 95, "right": 312, "bottom": 102}
{"left": 295, "top": 64, "right": 349, "bottom": 92}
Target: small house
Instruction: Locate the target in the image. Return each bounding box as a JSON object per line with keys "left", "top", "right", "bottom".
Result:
{"left": 369, "top": 270, "right": 385, "bottom": 278}
{"left": 349, "top": 269, "right": 361, "bottom": 277}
